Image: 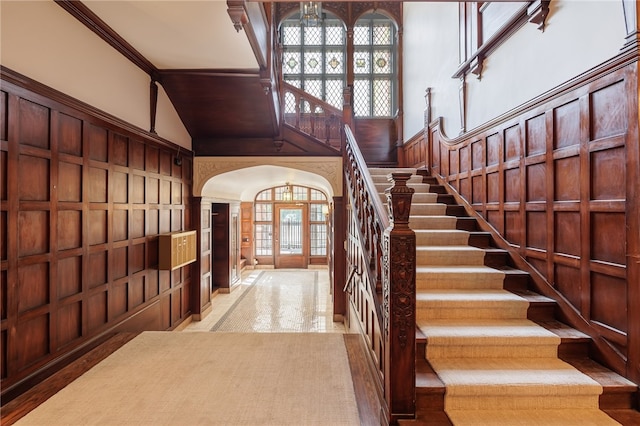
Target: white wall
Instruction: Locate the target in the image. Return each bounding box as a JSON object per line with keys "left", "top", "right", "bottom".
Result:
{"left": 403, "top": 0, "right": 627, "bottom": 140}
{"left": 403, "top": 2, "right": 460, "bottom": 139}
{"left": 0, "top": 1, "right": 191, "bottom": 148}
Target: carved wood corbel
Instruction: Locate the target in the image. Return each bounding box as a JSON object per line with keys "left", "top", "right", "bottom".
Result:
{"left": 227, "top": 0, "right": 248, "bottom": 32}
{"left": 528, "top": 0, "right": 550, "bottom": 32}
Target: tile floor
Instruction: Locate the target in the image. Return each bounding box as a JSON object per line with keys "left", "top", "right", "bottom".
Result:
{"left": 182, "top": 267, "right": 345, "bottom": 333}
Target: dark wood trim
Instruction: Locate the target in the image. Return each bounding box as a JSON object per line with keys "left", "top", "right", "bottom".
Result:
{"left": 54, "top": 0, "right": 156, "bottom": 76}
{"left": 0, "top": 67, "right": 186, "bottom": 154}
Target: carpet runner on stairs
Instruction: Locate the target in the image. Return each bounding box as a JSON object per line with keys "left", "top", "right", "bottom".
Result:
{"left": 370, "top": 168, "right": 621, "bottom": 425}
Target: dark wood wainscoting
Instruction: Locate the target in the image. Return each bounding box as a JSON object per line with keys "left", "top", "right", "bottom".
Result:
{"left": 0, "top": 69, "right": 194, "bottom": 402}
{"left": 414, "top": 53, "right": 639, "bottom": 385}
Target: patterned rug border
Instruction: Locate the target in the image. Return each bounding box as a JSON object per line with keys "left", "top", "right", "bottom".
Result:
{"left": 210, "top": 270, "right": 318, "bottom": 332}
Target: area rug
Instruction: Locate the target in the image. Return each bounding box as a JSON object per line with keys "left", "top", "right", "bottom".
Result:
{"left": 16, "top": 332, "right": 360, "bottom": 426}
{"left": 211, "top": 270, "right": 328, "bottom": 332}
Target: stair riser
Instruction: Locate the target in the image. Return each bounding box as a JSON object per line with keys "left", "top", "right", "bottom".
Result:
{"left": 416, "top": 232, "right": 470, "bottom": 246}
{"left": 411, "top": 205, "right": 448, "bottom": 215}
{"left": 425, "top": 345, "right": 559, "bottom": 359}
{"left": 416, "top": 251, "right": 486, "bottom": 266}
{"left": 445, "top": 395, "right": 601, "bottom": 411}
{"left": 410, "top": 217, "right": 458, "bottom": 230}
{"left": 417, "top": 307, "right": 529, "bottom": 320}
{"left": 416, "top": 274, "right": 505, "bottom": 290}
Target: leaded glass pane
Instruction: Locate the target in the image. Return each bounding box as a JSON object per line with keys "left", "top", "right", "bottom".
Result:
{"left": 325, "top": 79, "right": 343, "bottom": 109}
{"left": 353, "top": 79, "right": 370, "bottom": 117}
{"left": 255, "top": 224, "right": 272, "bottom": 256}
{"left": 255, "top": 203, "right": 272, "bottom": 221}
{"left": 304, "top": 25, "right": 322, "bottom": 45}
{"left": 304, "top": 51, "right": 322, "bottom": 74}
{"left": 256, "top": 189, "right": 271, "bottom": 200}
{"left": 284, "top": 91, "right": 296, "bottom": 114}
{"left": 353, "top": 50, "right": 370, "bottom": 74}
{"left": 283, "top": 25, "right": 301, "bottom": 45}
{"left": 354, "top": 25, "right": 369, "bottom": 45}
{"left": 304, "top": 79, "right": 322, "bottom": 99}
{"left": 275, "top": 186, "right": 288, "bottom": 201}
{"left": 285, "top": 78, "right": 301, "bottom": 88}
{"left": 310, "top": 204, "right": 324, "bottom": 221}
{"left": 373, "top": 23, "right": 392, "bottom": 45}
{"left": 283, "top": 51, "right": 301, "bottom": 74}
{"left": 373, "top": 50, "right": 391, "bottom": 74}
{"left": 293, "top": 186, "right": 308, "bottom": 200}
{"left": 310, "top": 189, "right": 327, "bottom": 201}
{"left": 325, "top": 50, "right": 343, "bottom": 74}
{"left": 301, "top": 99, "right": 311, "bottom": 114}
{"left": 373, "top": 79, "right": 391, "bottom": 116}
{"left": 310, "top": 224, "right": 327, "bottom": 256}
{"left": 325, "top": 24, "right": 344, "bottom": 45}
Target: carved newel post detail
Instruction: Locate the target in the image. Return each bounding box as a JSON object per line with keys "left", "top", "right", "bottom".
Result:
{"left": 382, "top": 172, "right": 416, "bottom": 421}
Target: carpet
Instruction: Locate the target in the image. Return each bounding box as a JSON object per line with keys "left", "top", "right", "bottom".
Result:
{"left": 16, "top": 332, "right": 360, "bottom": 426}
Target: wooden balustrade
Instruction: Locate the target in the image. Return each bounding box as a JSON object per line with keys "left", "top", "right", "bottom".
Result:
{"left": 344, "top": 125, "right": 416, "bottom": 424}
{"left": 281, "top": 81, "right": 343, "bottom": 149}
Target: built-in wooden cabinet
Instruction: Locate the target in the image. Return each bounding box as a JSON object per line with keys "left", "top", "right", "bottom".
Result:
{"left": 159, "top": 231, "right": 197, "bottom": 270}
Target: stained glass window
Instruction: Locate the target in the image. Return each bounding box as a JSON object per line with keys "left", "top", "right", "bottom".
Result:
{"left": 353, "top": 13, "right": 396, "bottom": 117}
{"left": 281, "top": 12, "right": 346, "bottom": 110}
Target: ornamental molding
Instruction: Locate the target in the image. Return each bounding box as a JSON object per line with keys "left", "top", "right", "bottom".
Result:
{"left": 193, "top": 156, "right": 343, "bottom": 197}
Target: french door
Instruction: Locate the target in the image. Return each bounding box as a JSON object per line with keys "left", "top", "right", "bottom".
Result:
{"left": 274, "top": 204, "right": 307, "bottom": 268}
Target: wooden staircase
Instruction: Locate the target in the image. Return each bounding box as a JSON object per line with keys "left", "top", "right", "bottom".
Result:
{"left": 368, "top": 167, "right": 640, "bottom": 425}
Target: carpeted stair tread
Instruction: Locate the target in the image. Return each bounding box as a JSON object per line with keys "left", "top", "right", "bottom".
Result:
{"left": 410, "top": 203, "right": 448, "bottom": 215}
{"left": 417, "top": 319, "right": 561, "bottom": 358}
{"left": 416, "top": 289, "right": 529, "bottom": 320}
{"left": 416, "top": 246, "right": 486, "bottom": 265}
{"left": 410, "top": 215, "right": 458, "bottom": 229}
{"left": 445, "top": 408, "right": 620, "bottom": 425}
{"left": 416, "top": 266, "right": 505, "bottom": 289}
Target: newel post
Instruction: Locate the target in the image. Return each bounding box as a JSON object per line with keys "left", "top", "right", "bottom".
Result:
{"left": 383, "top": 172, "right": 416, "bottom": 422}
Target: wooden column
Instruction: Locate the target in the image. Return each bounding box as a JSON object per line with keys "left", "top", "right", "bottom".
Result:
{"left": 383, "top": 172, "right": 416, "bottom": 422}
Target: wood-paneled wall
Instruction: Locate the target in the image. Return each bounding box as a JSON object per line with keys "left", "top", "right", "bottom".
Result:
{"left": 404, "top": 53, "right": 639, "bottom": 384}
{"left": 0, "top": 69, "right": 194, "bottom": 400}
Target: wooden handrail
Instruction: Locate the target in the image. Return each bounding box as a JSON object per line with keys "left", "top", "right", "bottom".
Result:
{"left": 344, "top": 125, "right": 416, "bottom": 424}
{"left": 281, "top": 81, "right": 343, "bottom": 149}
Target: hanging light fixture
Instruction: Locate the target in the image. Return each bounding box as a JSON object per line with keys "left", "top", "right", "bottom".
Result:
{"left": 300, "top": 2, "right": 322, "bottom": 27}
{"left": 282, "top": 182, "right": 293, "bottom": 201}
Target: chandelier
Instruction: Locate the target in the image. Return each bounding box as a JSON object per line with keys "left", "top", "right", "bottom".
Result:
{"left": 300, "top": 2, "right": 322, "bottom": 26}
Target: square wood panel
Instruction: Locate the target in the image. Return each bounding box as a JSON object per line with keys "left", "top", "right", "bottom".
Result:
{"left": 132, "top": 175, "right": 145, "bottom": 204}
{"left": 526, "top": 114, "right": 546, "bottom": 156}
{"left": 112, "top": 172, "right": 128, "bottom": 204}
{"left": 591, "top": 212, "right": 626, "bottom": 265}
{"left": 87, "top": 291, "right": 107, "bottom": 331}
{"left": 504, "top": 124, "right": 521, "bottom": 161}
{"left": 591, "top": 146, "right": 625, "bottom": 200}
{"left": 131, "top": 209, "right": 145, "bottom": 239}
{"left": 526, "top": 211, "right": 547, "bottom": 250}
{"left": 554, "top": 99, "right": 580, "bottom": 149}
{"left": 130, "top": 274, "right": 145, "bottom": 309}
{"left": 58, "top": 113, "right": 82, "bottom": 156}
{"left": 15, "top": 315, "right": 49, "bottom": 370}
{"left": 58, "top": 255, "right": 82, "bottom": 299}
{"left": 554, "top": 156, "right": 580, "bottom": 201}
{"left": 112, "top": 247, "right": 128, "bottom": 280}
{"left": 131, "top": 140, "right": 145, "bottom": 170}
{"left": 146, "top": 146, "right": 159, "bottom": 173}
{"left": 113, "top": 210, "right": 128, "bottom": 242}
{"left": 526, "top": 163, "right": 546, "bottom": 202}
{"left": 555, "top": 264, "right": 581, "bottom": 308}
{"left": 56, "top": 301, "right": 81, "bottom": 349}
{"left": 58, "top": 162, "right": 82, "bottom": 202}
{"left": 88, "top": 210, "right": 107, "bottom": 245}
{"left": 591, "top": 272, "right": 627, "bottom": 332}
{"left": 1, "top": 150, "right": 6, "bottom": 201}
{"left": 18, "top": 262, "right": 49, "bottom": 312}
{"left": 112, "top": 133, "right": 128, "bottom": 167}
{"left": 88, "top": 124, "right": 108, "bottom": 162}
{"left": 19, "top": 99, "right": 50, "bottom": 149}
{"left": 487, "top": 133, "right": 500, "bottom": 166}
{"left": 18, "top": 210, "right": 49, "bottom": 256}
{"left": 555, "top": 212, "right": 580, "bottom": 256}
{"left": 591, "top": 81, "right": 626, "bottom": 140}
{"left": 58, "top": 210, "right": 82, "bottom": 250}
{"left": 88, "top": 251, "right": 107, "bottom": 288}
{"left": 19, "top": 155, "right": 49, "bottom": 201}
{"left": 89, "top": 167, "right": 107, "bottom": 203}
{"left": 504, "top": 168, "right": 520, "bottom": 202}
{"left": 130, "top": 243, "right": 145, "bottom": 274}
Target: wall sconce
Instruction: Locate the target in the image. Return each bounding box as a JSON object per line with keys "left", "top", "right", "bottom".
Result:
{"left": 282, "top": 182, "right": 293, "bottom": 201}
{"left": 300, "top": 2, "right": 322, "bottom": 26}
{"left": 321, "top": 204, "right": 329, "bottom": 219}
